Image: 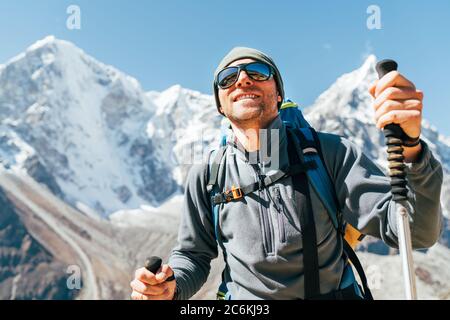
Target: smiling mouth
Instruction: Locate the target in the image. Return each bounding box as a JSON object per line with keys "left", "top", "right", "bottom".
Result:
{"left": 234, "top": 94, "right": 260, "bottom": 102}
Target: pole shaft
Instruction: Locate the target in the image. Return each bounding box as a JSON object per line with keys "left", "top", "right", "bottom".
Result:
{"left": 397, "top": 204, "right": 417, "bottom": 300}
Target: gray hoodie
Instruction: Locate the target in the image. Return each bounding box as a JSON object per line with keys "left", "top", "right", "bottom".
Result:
{"left": 168, "top": 116, "right": 443, "bottom": 300}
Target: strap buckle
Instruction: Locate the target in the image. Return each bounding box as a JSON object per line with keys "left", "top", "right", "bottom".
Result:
{"left": 224, "top": 185, "right": 243, "bottom": 202}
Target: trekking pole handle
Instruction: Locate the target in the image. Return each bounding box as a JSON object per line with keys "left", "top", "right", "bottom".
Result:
{"left": 376, "top": 59, "right": 409, "bottom": 201}
{"left": 144, "top": 256, "right": 175, "bottom": 281}
{"left": 376, "top": 60, "right": 405, "bottom": 146}
{"left": 145, "top": 256, "right": 162, "bottom": 274}
{"left": 375, "top": 59, "right": 398, "bottom": 78}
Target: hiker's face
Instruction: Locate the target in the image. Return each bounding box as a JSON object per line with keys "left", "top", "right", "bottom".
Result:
{"left": 218, "top": 58, "right": 281, "bottom": 124}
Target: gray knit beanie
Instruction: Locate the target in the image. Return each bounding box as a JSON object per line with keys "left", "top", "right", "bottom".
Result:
{"left": 213, "top": 47, "right": 285, "bottom": 116}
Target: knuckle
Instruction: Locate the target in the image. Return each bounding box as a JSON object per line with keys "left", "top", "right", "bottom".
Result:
{"left": 136, "top": 268, "right": 152, "bottom": 282}
{"left": 417, "top": 102, "right": 423, "bottom": 111}
{"left": 390, "top": 70, "right": 400, "bottom": 79}
{"left": 413, "top": 110, "right": 422, "bottom": 118}
{"left": 151, "top": 284, "right": 165, "bottom": 295}
{"left": 135, "top": 268, "right": 143, "bottom": 280}
{"left": 391, "top": 112, "right": 398, "bottom": 121}
{"left": 384, "top": 87, "right": 398, "bottom": 99}
{"left": 380, "top": 100, "right": 396, "bottom": 113}
{"left": 161, "top": 288, "right": 173, "bottom": 300}
{"left": 413, "top": 100, "right": 422, "bottom": 108}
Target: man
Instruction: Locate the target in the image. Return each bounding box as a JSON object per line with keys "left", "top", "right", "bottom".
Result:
{"left": 130, "top": 47, "right": 443, "bottom": 300}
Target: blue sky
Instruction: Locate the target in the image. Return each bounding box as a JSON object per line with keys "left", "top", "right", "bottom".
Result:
{"left": 1, "top": 0, "right": 449, "bottom": 135}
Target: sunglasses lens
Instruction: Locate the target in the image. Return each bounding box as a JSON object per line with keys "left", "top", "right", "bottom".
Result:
{"left": 246, "top": 63, "right": 271, "bottom": 81}
{"left": 216, "top": 62, "right": 272, "bottom": 89}
{"left": 217, "top": 67, "right": 239, "bottom": 88}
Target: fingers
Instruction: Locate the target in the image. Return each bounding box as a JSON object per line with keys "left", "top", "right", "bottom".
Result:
{"left": 131, "top": 264, "right": 176, "bottom": 301}
{"left": 373, "top": 71, "right": 416, "bottom": 98}
{"left": 134, "top": 267, "right": 160, "bottom": 286}
{"left": 155, "top": 264, "right": 175, "bottom": 282}
{"left": 373, "top": 87, "right": 423, "bottom": 112}
{"left": 130, "top": 289, "right": 173, "bottom": 300}
{"left": 374, "top": 98, "right": 423, "bottom": 125}
{"left": 134, "top": 264, "right": 174, "bottom": 285}
{"left": 130, "top": 279, "right": 169, "bottom": 295}
{"left": 376, "top": 109, "right": 422, "bottom": 136}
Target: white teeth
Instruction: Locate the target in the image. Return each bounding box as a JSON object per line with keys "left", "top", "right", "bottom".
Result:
{"left": 236, "top": 94, "right": 258, "bottom": 101}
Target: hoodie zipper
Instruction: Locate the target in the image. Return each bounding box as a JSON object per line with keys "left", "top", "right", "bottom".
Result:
{"left": 273, "top": 187, "right": 287, "bottom": 243}
{"left": 252, "top": 165, "right": 275, "bottom": 255}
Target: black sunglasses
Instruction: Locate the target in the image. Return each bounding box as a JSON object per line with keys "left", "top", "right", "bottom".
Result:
{"left": 216, "top": 62, "right": 273, "bottom": 89}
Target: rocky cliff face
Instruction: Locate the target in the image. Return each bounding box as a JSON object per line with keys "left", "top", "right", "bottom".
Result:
{"left": 0, "top": 186, "right": 76, "bottom": 299}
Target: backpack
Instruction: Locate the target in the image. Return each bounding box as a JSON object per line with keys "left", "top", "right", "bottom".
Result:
{"left": 205, "top": 100, "right": 373, "bottom": 300}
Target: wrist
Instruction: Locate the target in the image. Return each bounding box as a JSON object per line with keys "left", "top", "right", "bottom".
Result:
{"left": 403, "top": 140, "right": 423, "bottom": 163}
{"left": 402, "top": 134, "right": 421, "bottom": 148}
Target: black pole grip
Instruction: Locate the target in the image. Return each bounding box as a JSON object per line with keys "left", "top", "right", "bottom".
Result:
{"left": 144, "top": 256, "right": 175, "bottom": 282}
{"left": 376, "top": 59, "right": 398, "bottom": 78}
{"left": 145, "top": 256, "right": 162, "bottom": 274}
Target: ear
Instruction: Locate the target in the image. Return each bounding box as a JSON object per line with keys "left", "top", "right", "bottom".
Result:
{"left": 277, "top": 94, "right": 282, "bottom": 103}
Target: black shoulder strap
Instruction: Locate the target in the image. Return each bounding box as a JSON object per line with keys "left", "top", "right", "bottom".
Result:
{"left": 286, "top": 128, "right": 321, "bottom": 299}
{"left": 342, "top": 240, "right": 374, "bottom": 300}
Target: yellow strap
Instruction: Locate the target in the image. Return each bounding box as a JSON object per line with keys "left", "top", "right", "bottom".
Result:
{"left": 344, "top": 224, "right": 363, "bottom": 250}
{"left": 280, "top": 101, "right": 299, "bottom": 109}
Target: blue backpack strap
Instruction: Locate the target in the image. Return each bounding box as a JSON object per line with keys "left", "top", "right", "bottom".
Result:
{"left": 288, "top": 127, "right": 340, "bottom": 229}
{"left": 279, "top": 99, "right": 311, "bottom": 129}
{"left": 280, "top": 101, "right": 340, "bottom": 228}
{"left": 206, "top": 145, "right": 232, "bottom": 300}
{"left": 206, "top": 146, "right": 227, "bottom": 244}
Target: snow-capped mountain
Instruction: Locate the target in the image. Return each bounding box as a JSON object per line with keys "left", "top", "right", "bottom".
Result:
{"left": 0, "top": 36, "right": 179, "bottom": 216}
{"left": 0, "top": 36, "right": 448, "bottom": 222}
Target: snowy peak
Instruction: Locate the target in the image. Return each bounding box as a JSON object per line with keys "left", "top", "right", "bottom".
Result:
{"left": 359, "top": 54, "right": 377, "bottom": 79}
{"left": 26, "top": 35, "right": 58, "bottom": 51}
{"left": 0, "top": 36, "right": 169, "bottom": 216}
{"left": 305, "top": 55, "right": 378, "bottom": 122}
{"left": 1, "top": 36, "right": 152, "bottom": 121}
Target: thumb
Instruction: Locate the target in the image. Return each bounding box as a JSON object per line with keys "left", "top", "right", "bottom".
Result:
{"left": 155, "top": 264, "right": 174, "bottom": 282}
{"left": 369, "top": 80, "right": 378, "bottom": 98}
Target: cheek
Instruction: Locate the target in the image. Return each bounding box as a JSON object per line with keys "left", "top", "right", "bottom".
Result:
{"left": 218, "top": 90, "right": 231, "bottom": 107}
{"left": 264, "top": 88, "right": 278, "bottom": 104}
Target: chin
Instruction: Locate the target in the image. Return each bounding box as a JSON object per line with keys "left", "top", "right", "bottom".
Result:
{"left": 231, "top": 109, "right": 262, "bottom": 121}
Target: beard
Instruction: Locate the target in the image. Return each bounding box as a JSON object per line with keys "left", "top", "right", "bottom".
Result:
{"left": 227, "top": 100, "right": 265, "bottom": 124}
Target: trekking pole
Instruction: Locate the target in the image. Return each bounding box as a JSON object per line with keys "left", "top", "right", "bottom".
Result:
{"left": 145, "top": 256, "right": 175, "bottom": 281}
{"left": 375, "top": 59, "right": 417, "bottom": 300}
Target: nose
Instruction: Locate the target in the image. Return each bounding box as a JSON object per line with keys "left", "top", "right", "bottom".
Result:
{"left": 235, "top": 69, "right": 253, "bottom": 88}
